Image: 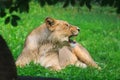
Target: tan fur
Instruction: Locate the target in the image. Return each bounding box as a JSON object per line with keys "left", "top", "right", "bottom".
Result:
{"left": 71, "top": 43, "right": 101, "bottom": 69}
{"left": 59, "top": 46, "right": 88, "bottom": 69}
{"left": 16, "top": 17, "right": 54, "bottom": 67}
{"left": 16, "top": 17, "right": 100, "bottom": 70}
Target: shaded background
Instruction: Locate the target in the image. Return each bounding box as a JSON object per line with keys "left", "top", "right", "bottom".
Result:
{"left": 0, "top": 0, "right": 120, "bottom": 27}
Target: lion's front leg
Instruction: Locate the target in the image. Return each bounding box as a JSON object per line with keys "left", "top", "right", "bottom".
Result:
{"left": 59, "top": 46, "right": 78, "bottom": 68}
{"left": 16, "top": 48, "right": 38, "bottom": 67}
{"left": 16, "top": 48, "right": 31, "bottom": 67}
{"left": 71, "top": 42, "right": 101, "bottom": 70}
{"left": 37, "top": 49, "right": 61, "bottom": 71}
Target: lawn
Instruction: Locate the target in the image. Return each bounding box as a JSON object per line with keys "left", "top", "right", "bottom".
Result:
{"left": 0, "top": 2, "right": 120, "bottom": 80}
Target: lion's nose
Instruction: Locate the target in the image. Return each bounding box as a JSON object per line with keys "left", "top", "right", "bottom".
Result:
{"left": 77, "top": 27, "right": 80, "bottom": 32}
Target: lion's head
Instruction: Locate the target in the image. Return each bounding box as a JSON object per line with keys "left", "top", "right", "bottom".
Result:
{"left": 45, "top": 17, "right": 80, "bottom": 43}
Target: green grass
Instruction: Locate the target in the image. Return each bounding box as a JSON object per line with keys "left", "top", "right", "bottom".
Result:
{"left": 0, "top": 2, "right": 120, "bottom": 80}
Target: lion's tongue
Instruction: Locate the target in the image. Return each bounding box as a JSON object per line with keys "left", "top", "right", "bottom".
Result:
{"left": 69, "top": 39, "right": 77, "bottom": 48}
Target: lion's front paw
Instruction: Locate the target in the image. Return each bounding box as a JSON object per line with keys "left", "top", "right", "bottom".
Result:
{"left": 75, "top": 61, "right": 87, "bottom": 68}
{"left": 15, "top": 58, "right": 30, "bottom": 67}
{"left": 47, "top": 65, "right": 61, "bottom": 71}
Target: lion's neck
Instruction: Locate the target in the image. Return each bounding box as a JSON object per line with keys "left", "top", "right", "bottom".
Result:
{"left": 38, "top": 24, "right": 52, "bottom": 44}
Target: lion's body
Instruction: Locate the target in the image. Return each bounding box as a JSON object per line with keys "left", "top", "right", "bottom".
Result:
{"left": 16, "top": 24, "right": 52, "bottom": 67}
{"left": 16, "top": 17, "right": 100, "bottom": 70}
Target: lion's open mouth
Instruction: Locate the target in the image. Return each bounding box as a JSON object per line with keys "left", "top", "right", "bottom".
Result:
{"left": 68, "top": 35, "right": 77, "bottom": 47}
{"left": 68, "top": 35, "right": 76, "bottom": 44}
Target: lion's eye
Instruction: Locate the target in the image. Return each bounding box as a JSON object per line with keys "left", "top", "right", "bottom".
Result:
{"left": 65, "top": 24, "right": 69, "bottom": 27}
{"left": 64, "top": 24, "right": 70, "bottom": 30}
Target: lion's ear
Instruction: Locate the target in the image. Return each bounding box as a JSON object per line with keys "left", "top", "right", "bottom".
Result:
{"left": 45, "top": 17, "right": 55, "bottom": 27}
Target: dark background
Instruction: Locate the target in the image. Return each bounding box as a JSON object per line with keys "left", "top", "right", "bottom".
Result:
{"left": 0, "top": 0, "right": 120, "bottom": 27}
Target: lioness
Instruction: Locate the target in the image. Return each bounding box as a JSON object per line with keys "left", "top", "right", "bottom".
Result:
{"left": 16, "top": 17, "right": 101, "bottom": 70}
